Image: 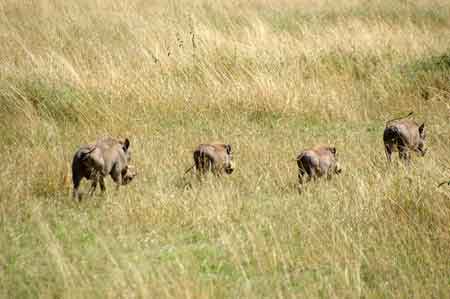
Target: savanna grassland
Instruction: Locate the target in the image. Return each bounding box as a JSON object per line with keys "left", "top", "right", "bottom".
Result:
{"left": 1, "top": 0, "right": 450, "bottom": 298}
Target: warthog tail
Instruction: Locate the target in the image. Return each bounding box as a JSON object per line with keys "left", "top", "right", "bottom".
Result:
{"left": 385, "top": 111, "right": 414, "bottom": 127}
{"left": 438, "top": 180, "right": 450, "bottom": 188}
{"left": 295, "top": 153, "right": 305, "bottom": 161}
{"left": 79, "top": 145, "right": 97, "bottom": 160}
{"left": 184, "top": 164, "right": 195, "bottom": 175}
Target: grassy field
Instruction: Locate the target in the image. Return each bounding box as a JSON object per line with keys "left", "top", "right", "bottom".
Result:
{"left": 1, "top": 0, "right": 450, "bottom": 298}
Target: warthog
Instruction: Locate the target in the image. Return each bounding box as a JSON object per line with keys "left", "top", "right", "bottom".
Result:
{"left": 185, "top": 143, "right": 235, "bottom": 177}
{"left": 72, "top": 137, "right": 136, "bottom": 200}
{"left": 296, "top": 145, "right": 342, "bottom": 184}
{"left": 383, "top": 112, "right": 426, "bottom": 163}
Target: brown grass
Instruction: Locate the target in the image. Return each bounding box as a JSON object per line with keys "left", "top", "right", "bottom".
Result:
{"left": 1, "top": 0, "right": 450, "bottom": 298}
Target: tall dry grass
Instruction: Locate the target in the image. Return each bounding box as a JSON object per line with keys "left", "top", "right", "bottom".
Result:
{"left": 1, "top": 0, "right": 450, "bottom": 298}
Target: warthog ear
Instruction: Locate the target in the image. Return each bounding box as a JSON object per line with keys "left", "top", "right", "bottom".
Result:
{"left": 419, "top": 123, "right": 425, "bottom": 134}
{"left": 123, "top": 138, "right": 130, "bottom": 151}
{"left": 330, "top": 147, "right": 337, "bottom": 155}
{"left": 225, "top": 144, "right": 232, "bottom": 155}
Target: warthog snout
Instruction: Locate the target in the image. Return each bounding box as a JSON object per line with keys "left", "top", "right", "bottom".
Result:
{"left": 122, "top": 165, "right": 137, "bottom": 185}
{"left": 225, "top": 161, "right": 235, "bottom": 174}
{"left": 335, "top": 164, "right": 342, "bottom": 174}
{"left": 420, "top": 148, "right": 427, "bottom": 156}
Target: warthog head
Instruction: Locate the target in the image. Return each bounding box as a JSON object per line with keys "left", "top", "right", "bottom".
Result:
{"left": 122, "top": 164, "right": 137, "bottom": 185}
{"left": 417, "top": 123, "right": 426, "bottom": 156}
{"left": 223, "top": 144, "right": 235, "bottom": 174}
{"left": 329, "top": 147, "right": 342, "bottom": 174}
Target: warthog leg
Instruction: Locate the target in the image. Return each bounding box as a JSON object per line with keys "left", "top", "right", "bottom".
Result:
{"left": 111, "top": 170, "right": 123, "bottom": 190}
{"left": 398, "top": 147, "right": 411, "bottom": 164}
{"left": 194, "top": 152, "right": 213, "bottom": 179}
{"left": 298, "top": 167, "right": 307, "bottom": 184}
{"left": 99, "top": 177, "right": 106, "bottom": 193}
{"left": 88, "top": 180, "right": 97, "bottom": 196}
{"left": 384, "top": 144, "right": 393, "bottom": 163}
{"left": 87, "top": 171, "right": 102, "bottom": 196}
{"left": 72, "top": 174, "right": 82, "bottom": 201}
{"left": 326, "top": 171, "right": 333, "bottom": 180}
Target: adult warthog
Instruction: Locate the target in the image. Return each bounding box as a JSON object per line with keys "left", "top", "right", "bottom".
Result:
{"left": 185, "top": 143, "right": 235, "bottom": 178}
{"left": 296, "top": 145, "right": 342, "bottom": 184}
{"left": 72, "top": 137, "right": 136, "bottom": 200}
{"left": 383, "top": 112, "right": 426, "bottom": 163}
